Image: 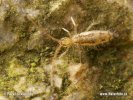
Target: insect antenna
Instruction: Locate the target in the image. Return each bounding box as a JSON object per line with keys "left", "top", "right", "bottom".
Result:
{"left": 45, "top": 32, "right": 60, "bottom": 43}
{"left": 25, "top": 14, "right": 60, "bottom": 44}
{"left": 26, "top": 14, "right": 62, "bottom": 99}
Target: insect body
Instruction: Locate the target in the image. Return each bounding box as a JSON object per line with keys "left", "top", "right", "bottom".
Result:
{"left": 60, "top": 30, "right": 113, "bottom": 47}
{"left": 48, "top": 17, "right": 115, "bottom": 97}
{"left": 54, "top": 17, "right": 115, "bottom": 49}
{"left": 72, "top": 30, "right": 113, "bottom": 46}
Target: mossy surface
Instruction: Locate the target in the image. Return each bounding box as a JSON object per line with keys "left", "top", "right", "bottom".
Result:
{"left": 0, "top": 0, "right": 133, "bottom": 100}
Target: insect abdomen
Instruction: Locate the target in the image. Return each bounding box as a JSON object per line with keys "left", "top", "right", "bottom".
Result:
{"left": 72, "top": 30, "right": 113, "bottom": 46}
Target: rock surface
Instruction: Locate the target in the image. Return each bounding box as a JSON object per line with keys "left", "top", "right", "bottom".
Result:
{"left": 0, "top": 0, "right": 133, "bottom": 100}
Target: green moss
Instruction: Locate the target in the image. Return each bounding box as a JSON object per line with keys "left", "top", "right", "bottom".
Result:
{"left": 7, "top": 58, "right": 28, "bottom": 77}
{"left": 0, "top": 0, "right": 133, "bottom": 99}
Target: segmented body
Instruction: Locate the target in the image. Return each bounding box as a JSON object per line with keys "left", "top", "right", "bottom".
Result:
{"left": 72, "top": 30, "right": 113, "bottom": 46}
{"left": 49, "top": 17, "right": 115, "bottom": 98}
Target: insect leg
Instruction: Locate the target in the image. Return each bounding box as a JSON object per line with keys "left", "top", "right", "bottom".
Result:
{"left": 75, "top": 45, "right": 86, "bottom": 64}
{"left": 71, "top": 17, "right": 78, "bottom": 34}
{"left": 76, "top": 45, "right": 82, "bottom": 63}
{"left": 71, "top": 16, "right": 76, "bottom": 26}
{"left": 50, "top": 44, "right": 62, "bottom": 96}
{"left": 85, "top": 21, "right": 99, "bottom": 31}
{"left": 62, "top": 28, "right": 72, "bottom": 37}
{"left": 59, "top": 47, "right": 70, "bottom": 58}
